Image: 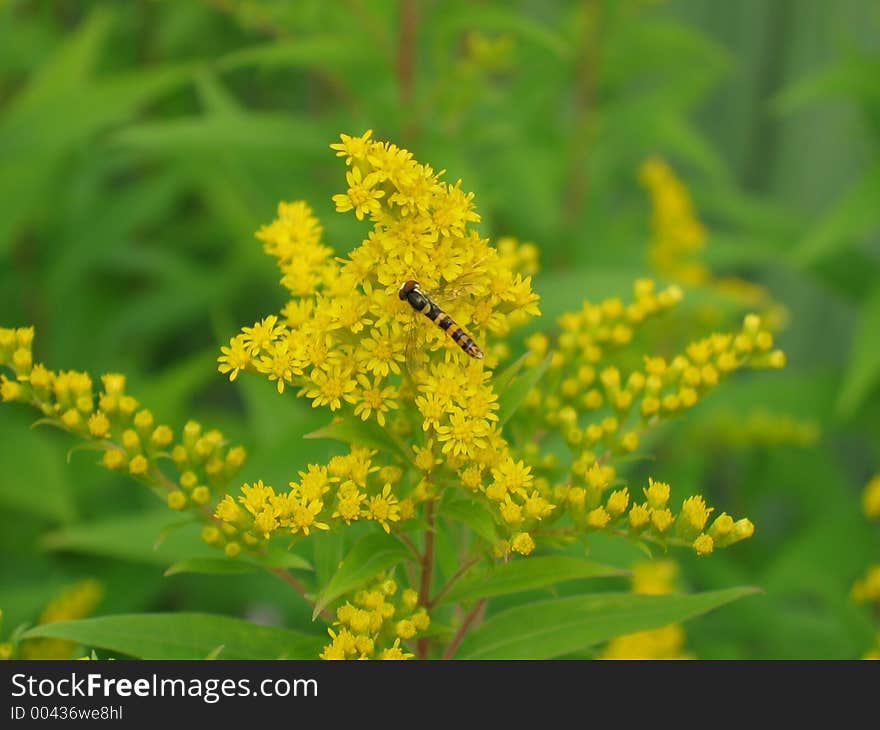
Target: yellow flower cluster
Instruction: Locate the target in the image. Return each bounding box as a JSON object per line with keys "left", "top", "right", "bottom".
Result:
{"left": 213, "top": 137, "right": 780, "bottom": 560}
{"left": 0, "top": 326, "right": 247, "bottom": 544}
{"left": 319, "top": 575, "right": 430, "bottom": 660}
{"left": 851, "top": 565, "right": 880, "bottom": 604}
{"left": 219, "top": 128, "right": 539, "bottom": 400}
{"left": 212, "top": 447, "right": 411, "bottom": 554}
{"left": 509, "top": 286, "right": 779, "bottom": 555}
{"left": 702, "top": 409, "right": 820, "bottom": 449}
{"left": 600, "top": 560, "right": 690, "bottom": 659}
{"left": 216, "top": 131, "right": 542, "bottom": 550}
{"left": 17, "top": 579, "right": 103, "bottom": 660}
{"left": 863, "top": 474, "right": 880, "bottom": 519}
{"left": 0, "top": 610, "right": 8, "bottom": 660}
{"left": 854, "top": 476, "right": 880, "bottom": 658}
{"left": 639, "top": 158, "right": 709, "bottom": 286}
{"left": 639, "top": 157, "right": 786, "bottom": 330}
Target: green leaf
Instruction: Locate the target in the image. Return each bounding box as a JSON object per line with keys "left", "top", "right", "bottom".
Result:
{"left": 41, "top": 510, "right": 218, "bottom": 566}
{"left": 259, "top": 546, "right": 313, "bottom": 572}
{"left": 496, "top": 351, "right": 552, "bottom": 425}
{"left": 0, "top": 420, "right": 74, "bottom": 522}
{"left": 304, "top": 417, "right": 410, "bottom": 463}
{"left": 836, "top": 286, "right": 880, "bottom": 419}
{"left": 440, "top": 498, "right": 499, "bottom": 545}
{"left": 440, "top": 556, "right": 626, "bottom": 605}
{"left": 456, "top": 586, "right": 759, "bottom": 659}
{"left": 492, "top": 351, "right": 528, "bottom": 393}
{"left": 0, "top": 63, "right": 192, "bottom": 252}
{"left": 773, "top": 56, "right": 880, "bottom": 114}
{"left": 8, "top": 9, "right": 112, "bottom": 116}
{"left": 111, "top": 113, "right": 324, "bottom": 157}
{"left": 215, "top": 36, "right": 361, "bottom": 72}
{"left": 793, "top": 164, "right": 880, "bottom": 266}
{"left": 312, "top": 533, "right": 412, "bottom": 619}
{"left": 21, "top": 613, "right": 324, "bottom": 659}
{"left": 163, "top": 558, "right": 257, "bottom": 577}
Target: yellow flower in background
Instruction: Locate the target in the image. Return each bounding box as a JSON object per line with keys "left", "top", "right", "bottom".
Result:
{"left": 601, "top": 560, "right": 691, "bottom": 660}
{"left": 0, "top": 132, "right": 786, "bottom": 661}
{"left": 19, "top": 580, "right": 103, "bottom": 660}
{"left": 851, "top": 565, "right": 880, "bottom": 604}
{"left": 639, "top": 157, "right": 708, "bottom": 286}
{"left": 214, "top": 131, "right": 545, "bottom": 548}
{"left": 863, "top": 475, "right": 880, "bottom": 519}
{"left": 319, "top": 574, "right": 428, "bottom": 660}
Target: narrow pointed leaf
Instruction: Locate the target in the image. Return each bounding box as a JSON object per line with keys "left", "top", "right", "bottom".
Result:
{"left": 312, "top": 533, "right": 412, "bottom": 619}
{"left": 440, "top": 556, "right": 626, "bottom": 605}
{"left": 496, "top": 352, "right": 552, "bottom": 425}
{"left": 22, "top": 613, "right": 324, "bottom": 659}
{"left": 456, "top": 586, "right": 758, "bottom": 659}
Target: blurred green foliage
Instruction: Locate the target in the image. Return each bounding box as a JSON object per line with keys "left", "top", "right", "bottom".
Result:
{"left": 1, "top": 0, "right": 879, "bottom": 659}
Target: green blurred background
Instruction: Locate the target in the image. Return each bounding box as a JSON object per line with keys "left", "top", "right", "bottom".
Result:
{"left": 1, "top": 0, "right": 879, "bottom": 658}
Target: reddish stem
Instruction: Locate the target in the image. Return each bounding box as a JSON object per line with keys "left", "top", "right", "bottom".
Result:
{"left": 416, "top": 499, "right": 436, "bottom": 658}
{"left": 428, "top": 556, "right": 480, "bottom": 609}
{"left": 397, "top": 0, "right": 419, "bottom": 139}
{"left": 442, "top": 599, "right": 486, "bottom": 660}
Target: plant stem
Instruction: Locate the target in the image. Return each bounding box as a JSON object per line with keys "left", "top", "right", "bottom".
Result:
{"left": 561, "top": 0, "right": 599, "bottom": 233}
{"left": 428, "top": 556, "right": 480, "bottom": 609}
{"left": 397, "top": 0, "right": 419, "bottom": 140}
{"left": 442, "top": 599, "right": 486, "bottom": 659}
{"left": 269, "top": 567, "right": 333, "bottom": 621}
{"left": 416, "top": 499, "right": 436, "bottom": 658}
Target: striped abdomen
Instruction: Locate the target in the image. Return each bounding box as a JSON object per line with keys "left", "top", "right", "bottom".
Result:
{"left": 398, "top": 280, "right": 484, "bottom": 359}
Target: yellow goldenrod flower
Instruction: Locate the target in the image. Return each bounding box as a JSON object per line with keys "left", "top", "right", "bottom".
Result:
{"left": 20, "top": 580, "right": 103, "bottom": 660}
{"left": 693, "top": 533, "right": 714, "bottom": 556}
{"left": 863, "top": 475, "right": 880, "bottom": 519}
{"left": 851, "top": 566, "right": 880, "bottom": 604}
{"left": 511, "top": 531, "right": 536, "bottom": 555}
{"left": 644, "top": 477, "right": 671, "bottom": 510}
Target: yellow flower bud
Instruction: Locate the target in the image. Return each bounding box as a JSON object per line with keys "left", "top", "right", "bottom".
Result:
{"left": 88, "top": 412, "right": 110, "bottom": 438}
{"left": 151, "top": 425, "right": 173, "bottom": 447}
{"left": 693, "top": 533, "right": 714, "bottom": 556}
{"left": 511, "top": 532, "right": 535, "bottom": 555}
{"left": 133, "top": 409, "right": 154, "bottom": 431}
{"left": 582, "top": 389, "right": 603, "bottom": 410}
{"left": 61, "top": 409, "right": 82, "bottom": 430}
{"left": 118, "top": 395, "right": 138, "bottom": 417}
{"left": 412, "top": 610, "right": 430, "bottom": 631}
{"left": 620, "top": 431, "right": 639, "bottom": 452}
{"left": 121, "top": 429, "right": 140, "bottom": 452}
{"left": 12, "top": 347, "right": 33, "bottom": 376}
{"left": 587, "top": 507, "right": 610, "bottom": 529}
{"left": 755, "top": 331, "right": 773, "bottom": 351}
{"left": 743, "top": 314, "right": 761, "bottom": 334}
{"left": 644, "top": 477, "right": 670, "bottom": 509}
{"left": 651, "top": 508, "right": 673, "bottom": 533}
{"left": 191, "top": 486, "right": 211, "bottom": 505}
{"left": 628, "top": 502, "right": 650, "bottom": 530}
{"left": 101, "top": 449, "right": 125, "bottom": 470}
{"left": 863, "top": 476, "right": 880, "bottom": 519}
{"left": 128, "top": 455, "right": 149, "bottom": 475}
{"left": 101, "top": 373, "right": 126, "bottom": 396}
{"left": 0, "top": 378, "right": 25, "bottom": 402}
{"left": 167, "top": 490, "right": 187, "bottom": 510}
{"left": 606, "top": 488, "right": 629, "bottom": 517}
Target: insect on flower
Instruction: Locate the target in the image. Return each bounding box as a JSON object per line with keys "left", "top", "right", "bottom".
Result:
{"left": 398, "top": 280, "right": 485, "bottom": 359}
